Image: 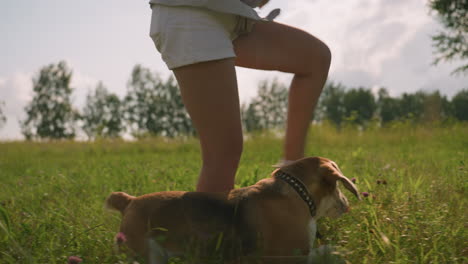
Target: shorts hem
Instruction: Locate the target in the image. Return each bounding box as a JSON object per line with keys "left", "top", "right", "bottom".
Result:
{"left": 166, "top": 51, "right": 236, "bottom": 70}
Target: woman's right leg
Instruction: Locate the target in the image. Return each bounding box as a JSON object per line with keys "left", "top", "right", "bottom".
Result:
{"left": 172, "top": 58, "right": 243, "bottom": 193}
{"left": 233, "top": 21, "right": 331, "bottom": 163}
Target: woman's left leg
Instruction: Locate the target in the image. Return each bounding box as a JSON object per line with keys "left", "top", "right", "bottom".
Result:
{"left": 233, "top": 20, "right": 331, "bottom": 161}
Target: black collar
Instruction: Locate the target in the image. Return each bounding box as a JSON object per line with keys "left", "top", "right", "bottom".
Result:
{"left": 274, "top": 170, "right": 317, "bottom": 217}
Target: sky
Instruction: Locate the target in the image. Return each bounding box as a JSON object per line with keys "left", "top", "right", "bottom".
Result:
{"left": 0, "top": 0, "right": 467, "bottom": 139}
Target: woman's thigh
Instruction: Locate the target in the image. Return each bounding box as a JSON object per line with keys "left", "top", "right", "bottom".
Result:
{"left": 233, "top": 21, "right": 331, "bottom": 75}
{"left": 172, "top": 58, "right": 243, "bottom": 158}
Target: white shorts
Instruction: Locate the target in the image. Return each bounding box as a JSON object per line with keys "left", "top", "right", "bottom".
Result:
{"left": 149, "top": 4, "right": 257, "bottom": 70}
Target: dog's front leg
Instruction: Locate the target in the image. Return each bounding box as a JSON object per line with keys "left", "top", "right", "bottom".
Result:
{"left": 147, "top": 238, "right": 169, "bottom": 264}
{"left": 307, "top": 245, "right": 345, "bottom": 264}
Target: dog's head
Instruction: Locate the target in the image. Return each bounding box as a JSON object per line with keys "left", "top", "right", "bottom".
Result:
{"left": 274, "top": 157, "right": 360, "bottom": 219}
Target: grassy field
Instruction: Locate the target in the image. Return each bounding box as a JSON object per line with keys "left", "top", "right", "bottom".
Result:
{"left": 0, "top": 123, "right": 467, "bottom": 263}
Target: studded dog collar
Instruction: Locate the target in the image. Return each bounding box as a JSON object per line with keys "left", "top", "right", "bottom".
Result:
{"left": 274, "top": 170, "right": 317, "bottom": 217}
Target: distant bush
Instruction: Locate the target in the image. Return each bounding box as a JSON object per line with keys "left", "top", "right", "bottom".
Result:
{"left": 452, "top": 89, "right": 468, "bottom": 121}
{"left": 318, "top": 84, "right": 465, "bottom": 129}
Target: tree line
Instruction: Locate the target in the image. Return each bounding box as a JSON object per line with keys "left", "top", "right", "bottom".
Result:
{"left": 0, "top": 61, "right": 466, "bottom": 140}
{"left": 317, "top": 82, "right": 468, "bottom": 128}
{"left": 19, "top": 62, "right": 194, "bottom": 140}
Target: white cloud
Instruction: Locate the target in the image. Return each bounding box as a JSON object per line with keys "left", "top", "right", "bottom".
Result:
{"left": 0, "top": 72, "right": 33, "bottom": 140}
{"left": 0, "top": 72, "right": 33, "bottom": 113}
{"left": 282, "top": 0, "right": 431, "bottom": 75}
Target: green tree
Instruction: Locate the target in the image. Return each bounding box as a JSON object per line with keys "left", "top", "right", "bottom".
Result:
{"left": 0, "top": 101, "right": 6, "bottom": 129}
{"left": 430, "top": 0, "right": 468, "bottom": 74}
{"left": 241, "top": 102, "right": 262, "bottom": 132}
{"left": 451, "top": 89, "right": 468, "bottom": 120}
{"left": 378, "top": 89, "right": 453, "bottom": 124}
{"left": 156, "top": 76, "right": 195, "bottom": 137}
{"left": 377, "top": 88, "right": 402, "bottom": 124}
{"left": 421, "top": 91, "right": 452, "bottom": 122}
{"left": 399, "top": 92, "right": 426, "bottom": 121}
{"left": 20, "top": 61, "right": 78, "bottom": 140}
{"left": 241, "top": 79, "right": 288, "bottom": 132}
{"left": 317, "top": 82, "right": 346, "bottom": 128}
{"left": 343, "top": 87, "right": 377, "bottom": 125}
{"left": 124, "top": 65, "right": 193, "bottom": 137}
{"left": 81, "top": 82, "right": 124, "bottom": 139}
{"left": 124, "top": 65, "right": 160, "bottom": 136}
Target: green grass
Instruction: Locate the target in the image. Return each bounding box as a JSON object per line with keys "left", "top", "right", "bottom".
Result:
{"left": 0, "top": 123, "right": 467, "bottom": 263}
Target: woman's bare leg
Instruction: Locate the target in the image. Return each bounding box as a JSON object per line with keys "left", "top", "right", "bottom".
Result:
{"left": 172, "top": 58, "right": 242, "bottom": 193}
{"left": 233, "top": 21, "right": 331, "bottom": 161}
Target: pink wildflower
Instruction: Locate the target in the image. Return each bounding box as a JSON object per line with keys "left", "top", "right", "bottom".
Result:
{"left": 351, "top": 178, "right": 357, "bottom": 183}
{"left": 115, "top": 232, "right": 127, "bottom": 244}
{"left": 361, "top": 192, "right": 370, "bottom": 198}
{"left": 67, "top": 256, "right": 83, "bottom": 264}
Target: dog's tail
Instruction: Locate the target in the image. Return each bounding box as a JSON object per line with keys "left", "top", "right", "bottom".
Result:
{"left": 105, "top": 192, "right": 135, "bottom": 213}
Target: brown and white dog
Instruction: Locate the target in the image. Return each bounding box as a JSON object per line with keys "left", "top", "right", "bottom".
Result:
{"left": 106, "top": 157, "right": 359, "bottom": 263}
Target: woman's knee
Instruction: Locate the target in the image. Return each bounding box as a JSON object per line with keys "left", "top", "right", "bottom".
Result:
{"left": 201, "top": 132, "right": 243, "bottom": 165}
{"left": 319, "top": 41, "right": 332, "bottom": 69}
{"left": 307, "top": 40, "right": 331, "bottom": 75}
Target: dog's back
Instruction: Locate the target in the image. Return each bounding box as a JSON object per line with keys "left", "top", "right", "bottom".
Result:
{"left": 106, "top": 190, "right": 257, "bottom": 259}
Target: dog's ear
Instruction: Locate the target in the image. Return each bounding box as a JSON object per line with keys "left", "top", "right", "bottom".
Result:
{"left": 323, "top": 163, "right": 360, "bottom": 200}
{"left": 105, "top": 192, "right": 135, "bottom": 213}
